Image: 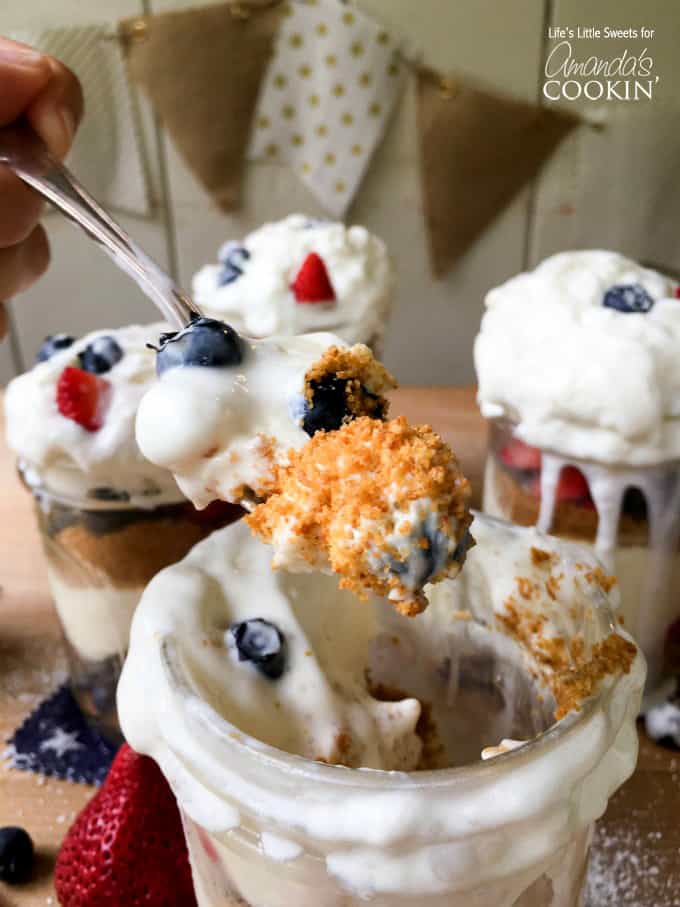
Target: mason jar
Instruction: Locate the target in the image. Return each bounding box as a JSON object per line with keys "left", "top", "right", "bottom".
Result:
{"left": 21, "top": 462, "right": 240, "bottom": 740}
{"left": 483, "top": 418, "right": 680, "bottom": 697}
{"left": 119, "top": 514, "right": 645, "bottom": 906}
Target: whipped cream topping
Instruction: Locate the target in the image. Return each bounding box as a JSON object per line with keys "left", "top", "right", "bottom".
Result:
{"left": 5, "top": 324, "right": 182, "bottom": 503}
{"left": 135, "top": 333, "right": 392, "bottom": 509}
{"left": 192, "top": 214, "right": 393, "bottom": 345}
{"left": 120, "top": 521, "right": 422, "bottom": 770}
{"left": 475, "top": 251, "right": 680, "bottom": 465}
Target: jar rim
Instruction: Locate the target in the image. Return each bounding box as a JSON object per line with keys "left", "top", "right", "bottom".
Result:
{"left": 17, "top": 458, "right": 185, "bottom": 511}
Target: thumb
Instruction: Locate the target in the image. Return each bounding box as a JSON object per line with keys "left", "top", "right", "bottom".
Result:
{"left": 0, "top": 38, "right": 52, "bottom": 124}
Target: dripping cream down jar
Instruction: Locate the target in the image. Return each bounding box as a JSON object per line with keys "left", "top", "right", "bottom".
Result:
{"left": 475, "top": 250, "right": 680, "bottom": 696}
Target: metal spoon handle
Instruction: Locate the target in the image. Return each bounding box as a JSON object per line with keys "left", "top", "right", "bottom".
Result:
{"left": 0, "top": 122, "right": 197, "bottom": 329}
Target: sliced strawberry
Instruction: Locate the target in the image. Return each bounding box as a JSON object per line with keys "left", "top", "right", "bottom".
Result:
{"left": 499, "top": 438, "right": 542, "bottom": 471}
{"left": 291, "top": 252, "right": 336, "bottom": 303}
{"left": 526, "top": 466, "right": 595, "bottom": 509}
{"left": 556, "top": 465, "right": 592, "bottom": 505}
{"left": 55, "top": 743, "right": 197, "bottom": 907}
{"left": 56, "top": 367, "right": 111, "bottom": 432}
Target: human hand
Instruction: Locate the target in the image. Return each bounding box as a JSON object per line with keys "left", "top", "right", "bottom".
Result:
{"left": 0, "top": 37, "right": 83, "bottom": 336}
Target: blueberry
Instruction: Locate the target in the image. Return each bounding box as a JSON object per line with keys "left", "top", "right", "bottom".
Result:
{"left": 78, "top": 335, "right": 124, "bottom": 374}
{"left": 603, "top": 284, "right": 654, "bottom": 314}
{"left": 217, "top": 242, "right": 250, "bottom": 287}
{"left": 88, "top": 486, "right": 131, "bottom": 502}
{"left": 302, "top": 377, "right": 350, "bottom": 436}
{"left": 0, "top": 827, "right": 34, "bottom": 883}
{"left": 153, "top": 317, "right": 244, "bottom": 375}
{"left": 301, "top": 376, "right": 385, "bottom": 437}
{"left": 388, "top": 524, "right": 472, "bottom": 590}
{"left": 229, "top": 619, "right": 286, "bottom": 679}
{"left": 36, "top": 333, "right": 75, "bottom": 363}
{"left": 217, "top": 264, "right": 242, "bottom": 287}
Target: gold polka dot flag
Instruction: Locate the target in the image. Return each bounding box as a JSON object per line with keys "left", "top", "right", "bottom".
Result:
{"left": 249, "top": 0, "right": 406, "bottom": 215}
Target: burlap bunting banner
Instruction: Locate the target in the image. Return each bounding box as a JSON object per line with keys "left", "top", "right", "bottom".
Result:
{"left": 416, "top": 66, "right": 579, "bottom": 277}
{"left": 121, "top": 1, "right": 283, "bottom": 211}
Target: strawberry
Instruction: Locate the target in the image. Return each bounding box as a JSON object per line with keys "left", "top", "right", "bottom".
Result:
{"left": 674, "top": 286, "right": 680, "bottom": 299}
{"left": 56, "top": 367, "right": 111, "bottom": 432}
{"left": 499, "top": 438, "right": 542, "bottom": 471}
{"left": 54, "top": 744, "right": 197, "bottom": 907}
{"left": 556, "top": 465, "right": 593, "bottom": 506}
{"left": 526, "top": 466, "right": 595, "bottom": 509}
{"left": 291, "top": 252, "right": 336, "bottom": 303}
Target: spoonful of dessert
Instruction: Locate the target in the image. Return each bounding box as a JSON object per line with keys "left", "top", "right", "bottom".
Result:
{"left": 0, "top": 121, "right": 197, "bottom": 329}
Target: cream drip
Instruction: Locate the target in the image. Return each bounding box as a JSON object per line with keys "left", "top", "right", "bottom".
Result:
{"left": 538, "top": 453, "right": 680, "bottom": 689}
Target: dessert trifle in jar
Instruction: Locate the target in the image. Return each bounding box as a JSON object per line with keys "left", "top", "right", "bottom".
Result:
{"left": 475, "top": 251, "right": 680, "bottom": 699}
{"left": 191, "top": 214, "right": 394, "bottom": 353}
{"left": 118, "top": 318, "right": 643, "bottom": 907}
{"left": 119, "top": 516, "right": 643, "bottom": 907}
{"left": 4, "top": 324, "right": 239, "bottom": 738}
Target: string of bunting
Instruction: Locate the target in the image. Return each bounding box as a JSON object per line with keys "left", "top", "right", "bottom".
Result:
{"left": 13, "top": 1, "right": 586, "bottom": 277}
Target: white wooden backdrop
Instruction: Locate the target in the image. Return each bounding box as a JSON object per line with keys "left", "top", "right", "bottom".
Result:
{"left": 1, "top": 0, "right": 679, "bottom": 387}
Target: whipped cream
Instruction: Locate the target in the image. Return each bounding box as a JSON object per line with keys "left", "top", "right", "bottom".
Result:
{"left": 120, "top": 521, "right": 422, "bottom": 770}
{"left": 475, "top": 251, "right": 680, "bottom": 466}
{"left": 135, "top": 333, "right": 393, "bottom": 509}
{"left": 192, "top": 214, "right": 393, "bottom": 345}
{"left": 5, "top": 323, "right": 181, "bottom": 503}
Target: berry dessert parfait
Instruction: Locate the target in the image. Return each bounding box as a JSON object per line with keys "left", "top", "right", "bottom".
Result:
{"left": 118, "top": 514, "right": 644, "bottom": 907}
{"left": 191, "top": 214, "right": 394, "bottom": 352}
{"left": 475, "top": 251, "right": 680, "bottom": 698}
{"left": 4, "top": 324, "right": 239, "bottom": 738}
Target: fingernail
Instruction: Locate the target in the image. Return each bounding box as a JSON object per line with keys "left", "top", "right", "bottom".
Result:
{"left": 36, "top": 105, "right": 75, "bottom": 159}
{"left": 1, "top": 42, "right": 46, "bottom": 70}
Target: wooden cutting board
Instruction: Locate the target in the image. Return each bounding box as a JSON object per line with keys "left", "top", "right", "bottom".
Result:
{"left": 0, "top": 386, "right": 678, "bottom": 907}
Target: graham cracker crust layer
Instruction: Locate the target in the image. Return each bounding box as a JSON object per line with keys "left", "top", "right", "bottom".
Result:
{"left": 45, "top": 502, "right": 241, "bottom": 587}
{"left": 494, "top": 464, "right": 651, "bottom": 547}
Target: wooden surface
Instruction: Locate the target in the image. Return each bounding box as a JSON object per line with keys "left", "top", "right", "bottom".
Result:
{"left": 0, "top": 386, "right": 678, "bottom": 907}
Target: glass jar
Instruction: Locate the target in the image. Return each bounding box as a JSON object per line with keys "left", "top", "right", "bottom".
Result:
{"left": 483, "top": 419, "right": 680, "bottom": 696}
{"left": 21, "top": 464, "right": 240, "bottom": 740}
{"left": 119, "top": 514, "right": 645, "bottom": 906}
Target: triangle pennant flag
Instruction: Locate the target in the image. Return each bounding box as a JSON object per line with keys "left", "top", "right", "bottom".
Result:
{"left": 248, "top": 0, "right": 407, "bottom": 217}
{"left": 121, "top": 1, "right": 283, "bottom": 211}
{"left": 416, "top": 66, "right": 579, "bottom": 277}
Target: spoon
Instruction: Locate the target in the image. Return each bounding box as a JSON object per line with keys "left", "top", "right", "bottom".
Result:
{"left": 0, "top": 121, "right": 198, "bottom": 329}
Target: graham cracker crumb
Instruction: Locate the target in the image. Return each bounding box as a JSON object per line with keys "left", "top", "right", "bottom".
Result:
{"left": 51, "top": 505, "right": 239, "bottom": 587}
{"left": 584, "top": 566, "right": 618, "bottom": 595}
{"left": 552, "top": 634, "right": 636, "bottom": 720}
{"left": 304, "top": 344, "right": 396, "bottom": 400}
{"left": 516, "top": 576, "right": 538, "bottom": 599}
{"left": 246, "top": 416, "right": 473, "bottom": 615}
{"left": 545, "top": 574, "right": 562, "bottom": 600}
{"left": 531, "top": 546, "right": 552, "bottom": 566}
{"left": 497, "top": 594, "right": 637, "bottom": 721}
